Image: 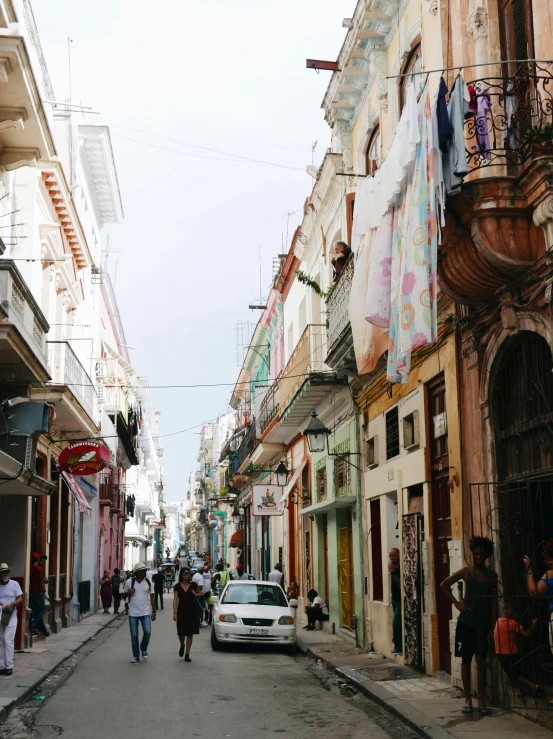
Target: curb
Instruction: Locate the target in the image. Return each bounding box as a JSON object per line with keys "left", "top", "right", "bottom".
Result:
{"left": 0, "top": 613, "right": 122, "bottom": 724}
{"left": 296, "top": 638, "right": 454, "bottom": 739}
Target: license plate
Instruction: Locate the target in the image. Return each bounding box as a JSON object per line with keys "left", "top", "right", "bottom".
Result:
{"left": 249, "top": 628, "right": 269, "bottom": 636}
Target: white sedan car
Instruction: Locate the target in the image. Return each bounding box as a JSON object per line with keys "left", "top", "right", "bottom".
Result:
{"left": 211, "top": 580, "right": 297, "bottom": 652}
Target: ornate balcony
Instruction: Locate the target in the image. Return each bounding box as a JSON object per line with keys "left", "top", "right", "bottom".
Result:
{"left": 325, "top": 254, "right": 357, "bottom": 374}
{"left": 465, "top": 61, "right": 553, "bottom": 173}
{"left": 279, "top": 324, "right": 347, "bottom": 427}
{"left": 47, "top": 341, "right": 96, "bottom": 421}
{"left": 259, "top": 377, "right": 280, "bottom": 436}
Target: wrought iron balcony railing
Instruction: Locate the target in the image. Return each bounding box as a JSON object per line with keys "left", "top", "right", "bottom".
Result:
{"left": 236, "top": 421, "right": 258, "bottom": 467}
{"left": 326, "top": 254, "right": 354, "bottom": 349}
{"left": 465, "top": 61, "right": 553, "bottom": 172}
{"left": 279, "top": 324, "right": 326, "bottom": 412}
{"left": 259, "top": 374, "right": 281, "bottom": 435}
{"left": 47, "top": 341, "right": 96, "bottom": 421}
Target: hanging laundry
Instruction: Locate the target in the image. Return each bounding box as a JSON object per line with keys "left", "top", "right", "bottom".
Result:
{"left": 443, "top": 75, "right": 470, "bottom": 196}
{"left": 436, "top": 77, "right": 452, "bottom": 153}
{"left": 475, "top": 86, "right": 492, "bottom": 159}
{"left": 365, "top": 209, "right": 395, "bottom": 327}
{"left": 467, "top": 84, "right": 477, "bottom": 117}
{"left": 505, "top": 81, "right": 519, "bottom": 151}
{"left": 388, "top": 88, "right": 438, "bottom": 382}
{"left": 350, "top": 174, "right": 372, "bottom": 253}
{"left": 366, "top": 82, "right": 420, "bottom": 229}
{"left": 432, "top": 90, "right": 446, "bottom": 238}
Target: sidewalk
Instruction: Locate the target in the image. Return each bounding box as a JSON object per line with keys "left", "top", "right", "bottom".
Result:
{"left": 0, "top": 612, "right": 120, "bottom": 723}
{"left": 296, "top": 629, "right": 553, "bottom": 739}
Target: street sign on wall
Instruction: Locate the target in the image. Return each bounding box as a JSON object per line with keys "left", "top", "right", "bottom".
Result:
{"left": 253, "top": 485, "right": 284, "bottom": 516}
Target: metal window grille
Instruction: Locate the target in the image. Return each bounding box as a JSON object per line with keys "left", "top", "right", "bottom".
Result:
{"left": 333, "top": 440, "right": 351, "bottom": 496}
{"left": 386, "top": 406, "right": 400, "bottom": 459}
{"left": 315, "top": 458, "right": 327, "bottom": 502}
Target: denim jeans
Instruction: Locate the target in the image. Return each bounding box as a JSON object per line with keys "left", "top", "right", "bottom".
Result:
{"left": 128, "top": 615, "right": 151, "bottom": 659}
{"left": 391, "top": 599, "right": 403, "bottom": 652}
{"left": 30, "top": 593, "right": 47, "bottom": 634}
{"left": 196, "top": 595, "right": 206, "bottom": 623}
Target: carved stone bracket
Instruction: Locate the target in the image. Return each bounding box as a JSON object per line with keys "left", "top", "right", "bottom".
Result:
{"left": 335, "top": 126, "right": 353, "bottom": 171}
{"left": 533, "top": 195, "right": 553, "bottom": 250}
{"left": 467, "top": 7, "right": 488, "bottom": 39}
{"left": 425, "top": 0, "right": 438, "bottom": 15}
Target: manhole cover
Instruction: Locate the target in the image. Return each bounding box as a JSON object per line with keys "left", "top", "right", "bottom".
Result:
{"left": 360, "top": 666, "right": 417, "bottom": 681}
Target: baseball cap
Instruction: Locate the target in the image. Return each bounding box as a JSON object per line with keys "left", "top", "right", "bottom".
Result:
{"left": 236, "top": 563, "right": 243, "bottom": 570}
{"left": 32, "top": 551, "right": 41, "bottom": 560}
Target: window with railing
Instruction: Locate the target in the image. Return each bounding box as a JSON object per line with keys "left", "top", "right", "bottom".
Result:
{"left": 315, "top": 458, "right": 327, "bottom": 502}
{"left": 386, "top": 406, "right": 400, "bottom": 460}
{"left": 333, "top": 440, "right": 351, "bottom": 496}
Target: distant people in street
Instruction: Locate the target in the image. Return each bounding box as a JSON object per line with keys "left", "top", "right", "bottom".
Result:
{"left": 287, "top": 581, "right": 300, "bottom": 600}
{"left": 111, "top": 569, "right": 123, "bottom": 615}
{"left": 212, "top": 562, "right": 233, "bottom": 594}
{"left": 173, "top": 568, "right": 201, "bottom": 662}
{"left": 173, "top": 557, "right": 180, "bottom": 574}
{"left": 124, "top": 563, "right": 156, "bottom": 663}
{"left": 440, "top": 536, "right": 498, "bottom": 716}
{"left": 205, "top": 553, "right": 211, "bottom": 567}
{"left": 388, "top": 548, "right": 402, "bottom": 655}
{"left": 493, "top": 602, "right": 539, "bottom": 698}
{"left": 100, "top": 569, "right": 113, "bottom": 614}
{"left": 268, "top": 563, "right": 284, "bottom": 589}
{"left": 179, "top": 553, "right": 187, "bottom": 570}
{"left": 0, "top": 563, "right": 24, "bottom": 676}
{"left": 152, "top": 567, "right": 166, "bottom": 610}
{"left": 192, "top": 567, "right": 206, "bottom": 627}
{"left": 201, "top": 566, "right": 212, "bottom": 625}
{"left": 30, "top": 551, "right": 49, "bottom": 637}
{"left": 305, "top": 589, "right": 329, "bottom": 631}
{"left": 236, "top": 564, "right": 249, "bottom": 580}
{"left": 123, "top": 570, "right": 132, "bottom": 615}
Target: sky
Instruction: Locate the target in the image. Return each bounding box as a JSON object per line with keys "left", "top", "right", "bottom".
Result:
{"left": 31, "top": 0, "right": 349, "bottom": 500}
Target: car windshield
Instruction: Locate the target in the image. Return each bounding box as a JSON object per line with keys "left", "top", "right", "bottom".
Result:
{"left": 221, "top": 584, "right": 287, "bottom": 607}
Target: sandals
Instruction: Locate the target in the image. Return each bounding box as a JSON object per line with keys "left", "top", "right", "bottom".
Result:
{"left": 462, "top": 705, "right": 473, "bottom": 714}
{"left": 478, "top": 707, "right": 492, "bottom": 716}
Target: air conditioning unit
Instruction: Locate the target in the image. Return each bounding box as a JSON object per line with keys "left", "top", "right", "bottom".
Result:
{"left": 95, "top": 360, "right": 107, "bottom": 379}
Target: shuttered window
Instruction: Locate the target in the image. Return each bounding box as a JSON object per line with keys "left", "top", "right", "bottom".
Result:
{"left": 499, "top": 0, "right": 535, "bottom": 75}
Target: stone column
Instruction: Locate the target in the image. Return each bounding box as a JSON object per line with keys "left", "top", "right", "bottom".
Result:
{"left": 467, "top": 6, "right": 489, "bottom": 80}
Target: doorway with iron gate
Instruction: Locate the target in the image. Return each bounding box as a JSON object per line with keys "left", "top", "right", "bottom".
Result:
{"left": 477, "top": 331, "right": 553, "bottom": 709}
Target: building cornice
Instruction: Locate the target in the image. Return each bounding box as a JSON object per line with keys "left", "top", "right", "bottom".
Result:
{"left": 78, "top": 125, "right": 124, "bottom": 227}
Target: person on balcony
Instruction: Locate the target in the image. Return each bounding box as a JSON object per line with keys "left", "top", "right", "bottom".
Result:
{"left": 441, "top": 536, "right": 498, "bottom": 716}
{"left": 0, "top": 563, "right": 24, "bottom": 676}
{"left": 30, "top": 552, "right": 49, "bottom": 637}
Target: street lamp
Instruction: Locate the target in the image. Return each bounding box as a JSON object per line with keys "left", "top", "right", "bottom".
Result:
{"left": 231, "top": 506, "right": 241, "bottom": 521}
{"left": 303, "top": 410, "right": 331, "bottom": 453}
{"left": 275, "top": 461, "right": 290, "bottom": 487}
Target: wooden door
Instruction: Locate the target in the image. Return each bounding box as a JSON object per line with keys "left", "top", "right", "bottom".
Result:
{"left": 322, "top": 515, "right": 329, "bottom": 606}
{"left": 339, "top": 512, "right": 354, "bottom": 629}
{"left": 428, "top": 374, "right": 452, "bottom": 673}
{"left": 288, "top": 496, "right": 297, "bottom": 584}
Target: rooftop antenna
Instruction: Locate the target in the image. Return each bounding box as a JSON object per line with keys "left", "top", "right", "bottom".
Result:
{"left": 312, "top": 140, "right": 318, "bottom": 164}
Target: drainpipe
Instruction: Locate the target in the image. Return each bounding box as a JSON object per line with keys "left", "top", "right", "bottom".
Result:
{"left": 352, "top": 397, "right": 366, "bottom": 649}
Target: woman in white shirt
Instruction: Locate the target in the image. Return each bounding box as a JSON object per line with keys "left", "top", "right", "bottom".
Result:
{"left": 305, "top": 589, "right": 329, "bottom": 631}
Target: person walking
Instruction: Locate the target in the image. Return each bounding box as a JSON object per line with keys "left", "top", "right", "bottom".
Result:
{"left": 152, "top": 567, "right": 166, "bottom": 610}
{"left": 173, "top": 568, "right": 201, "bottom": 662}
{"left": 123, "top": 570, "right": 132, "bottom": 615}
{"left": 0, "top": 563, "right": 24, "bottom": 676}
{"left": 268, "top": 562, "right": 284, "bottom": 589}
{"left": 236, "top": 564, "right": 249, "bottom": 580}
{"left": 192, "top": 567, "right": 206, "bottom": 627}
{"left": 388, "top": 548, "right": 402, "bottom": 655}
{"left": 211, "top": 561, "right": 232, "bottom": 594}
{"left": 111, "top": 568, "right": 123, "bottom": 615}
{"left": 100, "top": 569, "right": 113, "bottom": 614}
{"left": 201, "top": 565, "right": 212, "bottom": 625}
{"left": 30, "top": 552, "right": 48, "bottom": 637}
{"left": 123, "top": 563, "right": 156, "bottom": 663}
{"left": 440, "top": 536, "right": 498, "bottom": 716}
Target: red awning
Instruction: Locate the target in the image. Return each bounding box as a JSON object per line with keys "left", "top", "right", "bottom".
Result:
{"left": 62, "top": 471, "right": 93, "bottom": 517}
{"left": 229, "top": 529, "right": 244, "bottom": 548}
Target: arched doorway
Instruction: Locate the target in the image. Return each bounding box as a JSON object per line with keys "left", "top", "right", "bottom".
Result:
{"left": 490, "top": 331, "right": 553, "bottom": 670}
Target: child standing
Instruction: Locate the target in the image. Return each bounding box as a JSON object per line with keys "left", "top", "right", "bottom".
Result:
{"left": 493, "top": 604, "right": 538, "bottom": 697}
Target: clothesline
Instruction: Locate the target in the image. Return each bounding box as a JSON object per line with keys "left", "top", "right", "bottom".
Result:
{"left": 387, "top": 58, "right": 552, "bottom": 79}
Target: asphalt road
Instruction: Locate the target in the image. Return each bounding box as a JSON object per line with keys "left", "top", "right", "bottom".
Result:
{"left": 21, "top": 609, "right": 396, "bottom": 738}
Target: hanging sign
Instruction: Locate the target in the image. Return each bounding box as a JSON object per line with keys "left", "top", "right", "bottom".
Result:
{"left": 58, "top": 441, "right": 111, "bottom": 476}
{"left": 253, "top": 485, "right": 284, "bottom": 516}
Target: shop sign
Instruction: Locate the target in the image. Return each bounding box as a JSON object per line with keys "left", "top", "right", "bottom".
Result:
{"left": 59, "top": 441, "right": 111, "bottom": 476}
{"left": 253, "top": 484, "right": 284, "bottom": 516}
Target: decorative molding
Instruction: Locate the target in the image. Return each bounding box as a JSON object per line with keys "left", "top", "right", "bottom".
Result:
{"left": 467, "top": 6, "right": 488, "bottom": 39}
{"left": 533, "top": 195, "right": 553, "bottom": 250}
{"left": 425, "top": 0, "right": 438, "bottom": 15}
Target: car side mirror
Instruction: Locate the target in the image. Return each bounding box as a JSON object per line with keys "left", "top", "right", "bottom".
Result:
{"left": 289, "top": 599, "right": 298, "bottom": 608}
{"left": 211, "top": 596, "right": 219, "bottom": 604}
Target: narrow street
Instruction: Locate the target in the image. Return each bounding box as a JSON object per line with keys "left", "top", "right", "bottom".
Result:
{"left": 0, "top": 610, "right": 415, "bottom": 739}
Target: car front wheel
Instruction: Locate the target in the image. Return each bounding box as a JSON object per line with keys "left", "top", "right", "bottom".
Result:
{"left": 211, "top": 627, "right": 223, "bottom": 651}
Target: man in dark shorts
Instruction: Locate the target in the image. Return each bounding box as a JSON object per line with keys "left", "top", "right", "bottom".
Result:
{"left": 441, "top": 536, "right": 498, "bottom": 716}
